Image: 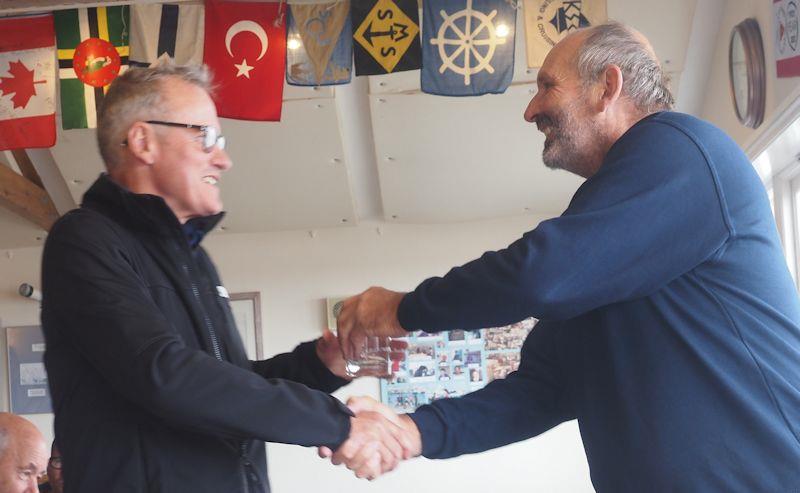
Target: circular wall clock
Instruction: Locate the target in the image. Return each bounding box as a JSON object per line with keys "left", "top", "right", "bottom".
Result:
{"left": 729, "top": 18, "right": 766, "bottom": 129}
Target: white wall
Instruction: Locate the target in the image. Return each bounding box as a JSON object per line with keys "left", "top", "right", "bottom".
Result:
{"left": 0, "top": 244, "right": 53, "bottom": 441}
{"left": 0, "top": 215, "right": 592, "bottom": 493}
{"left": 701, "top": 0, "right": 800, "bottom": 146}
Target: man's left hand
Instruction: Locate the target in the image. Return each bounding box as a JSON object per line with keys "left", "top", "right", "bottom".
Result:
{"left": 316, "top": 329, "right": 351, "bottom": 379}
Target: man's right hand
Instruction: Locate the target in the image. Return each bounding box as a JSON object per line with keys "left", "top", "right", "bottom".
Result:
{"left": 335, "top": 287, "right": 409, "bottom": 361}
{"left": 318, "top": 396, "right": 422, "bottom": 480}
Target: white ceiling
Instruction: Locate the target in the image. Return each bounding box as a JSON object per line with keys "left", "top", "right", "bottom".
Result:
{"left": 1, "top": 0, "right": 708, "bottom": 248}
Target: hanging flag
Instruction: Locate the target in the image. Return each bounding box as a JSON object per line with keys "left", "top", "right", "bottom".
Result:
{"left": 774, "top": 0, "right": 800, "bottom": 77}
{"left": 421, "top": 0, "right": 516, "bottom": 96}
{"left": 523, "top": 0, "right": 607, "bottom": 68}
{"left": 286, "top": 2, "right": 352, "bottom": 86}
{"left": 130, "top": 3, "right": 204, "bottom": 66}
{"left": 204, "top": 1, "right": 286, "bottom": 121}
{"left": 352, "top": 0, "right": 421, "bottom": 76}
{"left": 54, "top": 6, "right": 130, "bottom": 130}
{"left": 0, "top": 15, "right": 56, "bottom": 151}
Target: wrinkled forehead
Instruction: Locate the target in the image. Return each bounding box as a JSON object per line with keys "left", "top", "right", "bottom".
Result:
{"left": 539, "top": 31, "right": 586, "bottom": 79}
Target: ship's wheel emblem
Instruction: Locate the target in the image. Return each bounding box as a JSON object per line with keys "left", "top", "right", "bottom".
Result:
{"left": 430, "top": 0, "right": 507, "bottom": 85}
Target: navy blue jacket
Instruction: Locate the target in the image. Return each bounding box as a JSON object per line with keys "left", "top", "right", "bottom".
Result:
{"left": 402, "top": 112, "right": 800, "bottom": 492}
{"left": 42, "top": 175, "right": 352, "bottom": 493}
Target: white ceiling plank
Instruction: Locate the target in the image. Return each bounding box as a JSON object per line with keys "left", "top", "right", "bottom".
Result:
{"left": 609, "top": 0, "right": 696, "bottom": 73}
{"left": 26, "top": 148, "right": 78, "bottom": 215}
{"left": 334, "top": 75, "right": 383, "bottom": 221}
{"left": 218, "top": 98, "right": 356, "bottom": 233}
{"left": 0, "top": 206, "right": 47, "bottom": 249}
{"left": 49, "top": 127, "right": 104, "bottom": 205}
{"left": 371, "top": 83, "right": 584, "bottom": 223}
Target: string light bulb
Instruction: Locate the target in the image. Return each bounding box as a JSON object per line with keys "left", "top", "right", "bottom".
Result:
{"left": 496, "top": 23, "right": 510, "bottom": 38}
{"left": 287, "top": 37, "right": 302, "bottom": 50}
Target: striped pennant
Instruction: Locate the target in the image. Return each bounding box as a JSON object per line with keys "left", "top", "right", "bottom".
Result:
{"left": 130, "top": 3, "right": 204, "bottom": 66}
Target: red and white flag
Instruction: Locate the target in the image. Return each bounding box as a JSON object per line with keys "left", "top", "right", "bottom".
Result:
{"left": 204, "top": 1, "right": 286, "bottom": 121}
{"left": 0, "top": 15, "right": 56, "bottom": 150}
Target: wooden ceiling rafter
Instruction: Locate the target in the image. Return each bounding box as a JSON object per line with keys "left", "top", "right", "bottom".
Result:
{"left": 0, "top": 150, "right": 60, "bottom": 231}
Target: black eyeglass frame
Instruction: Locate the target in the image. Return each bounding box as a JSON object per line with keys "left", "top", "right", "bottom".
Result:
{"left": 121, "top": 120, "right": 226, "bottom": 153}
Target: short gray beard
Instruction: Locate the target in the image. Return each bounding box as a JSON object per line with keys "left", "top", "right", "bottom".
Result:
{"left": 541, "top": 112, "right": 603, "bottom": 177}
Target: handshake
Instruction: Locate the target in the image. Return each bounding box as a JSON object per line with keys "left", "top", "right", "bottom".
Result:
{"left": 318, "top": 396, "right": 422, "bottom": 481}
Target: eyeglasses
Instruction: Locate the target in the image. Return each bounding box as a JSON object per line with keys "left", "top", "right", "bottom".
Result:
{"left": 121, "top": 121, "right": 227, "bottom": 153}
{"left": 146, "top": 120, "right": 226, "bottom": 153}
{"left": 48, "top": 457, "right": 62, "bottom": 470}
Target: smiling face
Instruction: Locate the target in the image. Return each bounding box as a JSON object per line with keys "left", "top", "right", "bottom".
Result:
{"left": 147, "top": 78, "right": 233, "bottom": 223}
{"left": 523, "top": 32, "right": 605, "bottom": 178}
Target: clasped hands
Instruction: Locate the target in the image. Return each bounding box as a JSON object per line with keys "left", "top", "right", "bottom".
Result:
{"left": 319, "top": 287, "right": 419, "bottom": 480}
{"left": 318, "top": 396, "right": 421, "bottom": 480}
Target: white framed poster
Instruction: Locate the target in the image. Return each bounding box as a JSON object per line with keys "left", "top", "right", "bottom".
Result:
{"left": 6, "top": 325, "right": 52, "bottom": 414}
{"left": 229, "top": 292, "right": 263, "bottom": 360}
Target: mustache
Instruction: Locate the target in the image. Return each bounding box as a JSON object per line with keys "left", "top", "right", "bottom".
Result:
{"left": 536, "top": 114, "right": 557, "bottom": 132}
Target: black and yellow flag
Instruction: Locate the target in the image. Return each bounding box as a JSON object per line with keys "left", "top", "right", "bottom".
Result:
{"left": 352, "top": 0, "right": 421, "bottom": 76}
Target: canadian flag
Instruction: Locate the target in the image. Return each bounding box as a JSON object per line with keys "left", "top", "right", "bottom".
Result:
{"left": 0, "top": 15, "right": 56, "bottom": 151}
{"left": 204, "top": 1, "right": 286, "bottom": 121}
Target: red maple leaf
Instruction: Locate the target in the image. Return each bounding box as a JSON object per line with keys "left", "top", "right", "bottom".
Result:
{"left": 0, "top": 60, "right": 46, "bottom": 109}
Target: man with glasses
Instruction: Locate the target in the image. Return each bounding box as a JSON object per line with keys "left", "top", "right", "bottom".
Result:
{"left": 38, "top": 441, "right": 62, "bottom": 493}
{"left": 40, "top": 62, "right": 408, "bottom": 492}
{"left": 0, "top": 413, "right": 47, "bottom": 493}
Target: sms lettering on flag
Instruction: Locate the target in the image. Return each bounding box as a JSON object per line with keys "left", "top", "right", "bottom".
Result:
{"left": 204, "top": 1, "right": 286, "bottom": 121}
{"left": 352, "top": 0, "right": 421, "bottom": 76}
{"left": 0, "top": 15, "right": 57, "bottom": 151}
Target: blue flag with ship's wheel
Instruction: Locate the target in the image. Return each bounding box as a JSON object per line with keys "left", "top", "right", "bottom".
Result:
{"left": 421, "top": 0, "right": 516, "bottom": 96}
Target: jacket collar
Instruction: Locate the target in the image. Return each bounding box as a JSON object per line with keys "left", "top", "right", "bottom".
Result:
{"left": 81, "top": 173, "right": 225, "bottom": 245}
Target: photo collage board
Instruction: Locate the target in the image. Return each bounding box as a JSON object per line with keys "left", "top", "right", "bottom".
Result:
{"left": 380, "top": 318, "right": 536, "bottom": 413}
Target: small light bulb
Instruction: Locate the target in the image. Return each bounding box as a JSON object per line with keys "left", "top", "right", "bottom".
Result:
{"left": 496, "top": 23, "right": 510, "bottom": 38}
{"left": 287, "top": 38, "right": 302, "bottom": 50}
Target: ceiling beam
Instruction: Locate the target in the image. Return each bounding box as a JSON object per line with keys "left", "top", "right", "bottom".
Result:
{"left": 0, "top": 162, "right": 59, "bottom": 231}
{"left": 11, "top": 149, "right": 45, "bottom": 189}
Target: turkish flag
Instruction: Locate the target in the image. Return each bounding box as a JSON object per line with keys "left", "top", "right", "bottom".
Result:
{"left": 204, "top": 1, "right": 286, "bottom": 121}
{"left": 0, "top": 15, "right": 56, "bottom": 150}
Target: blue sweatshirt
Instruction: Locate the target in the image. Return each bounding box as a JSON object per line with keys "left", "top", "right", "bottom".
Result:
{"left": 401, "top": 112, "right": 800, "bottom": 492}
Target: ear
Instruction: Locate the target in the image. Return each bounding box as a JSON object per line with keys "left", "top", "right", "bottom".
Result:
{"left": 124, "top": 122, "right": 158, "bottom": 166}
{"left": 596, "top": 64, "right": 624, "bottom": 112}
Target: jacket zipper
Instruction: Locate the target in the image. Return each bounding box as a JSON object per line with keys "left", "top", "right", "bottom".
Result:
{"left": 181, "top": 261, "right": 251, "bottom": 493}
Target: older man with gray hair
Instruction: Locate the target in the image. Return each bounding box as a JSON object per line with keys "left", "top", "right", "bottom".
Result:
{"left": 0, "top": 413, "right": 47, "bottom": 493}
{"left": 329, "top": 21, "right": 800, "bottom": 491}
{"left": 41, "top": 62, "right": 409, "bottom": 493}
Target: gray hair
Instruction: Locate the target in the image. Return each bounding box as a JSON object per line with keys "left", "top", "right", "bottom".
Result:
{"left": 97, "top": 60, "right": 213, "bottom": 170}
{"left": 576, "top": 21, "right": 674, "bottom": 114}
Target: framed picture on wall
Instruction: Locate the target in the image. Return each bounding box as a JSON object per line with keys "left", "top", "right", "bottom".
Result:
{"left": 326, "top": 296, "right": 349, "bottom": 334}
{"left": 6, "top": 325, "right": 52, "bottom": 414}
{"left": 229, "top": 292, "right": 263, "bottom": 360}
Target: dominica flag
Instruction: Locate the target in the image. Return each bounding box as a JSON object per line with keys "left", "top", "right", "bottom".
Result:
{"left": 352, "top": 0, "right": 421, "bottom": 76}
{"left": 0, "top": 15, "right": 57, "bottom": 151}
{"left": 55, "top": 6, "right": 130, "bottom": 130}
